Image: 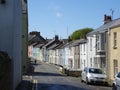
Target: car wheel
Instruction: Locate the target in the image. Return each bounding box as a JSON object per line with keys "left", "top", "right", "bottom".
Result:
{"left": 81, "top": 78, "right": 83, "bottom": 83}
{"left": 86, "top": 77, "right": 89, "bottom": 85}
{"left": 112, "top": 84, "right": 116, "bottom": 90}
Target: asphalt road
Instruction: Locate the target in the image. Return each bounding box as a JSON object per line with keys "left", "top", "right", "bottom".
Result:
{"left": 31, "top": 61, "right": 112, "bottom": 90}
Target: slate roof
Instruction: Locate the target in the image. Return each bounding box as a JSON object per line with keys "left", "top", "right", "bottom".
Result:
{"left": 28, "top": 33, "right": 46, "bottom": 45}
{"left": 87, "top": 18, "right": 120, "bottom": 36}
{"left": 43, "top": 39, "right": 55, "bottom": 47}
{"left": 110, "top": 18, "right": 120, "bottom": 27}
{"left": 55, "top": 42, "right": 67, "bottom": 49}
{"left": 42, "top": 39, "right": 60, "bottom": 49}
{"left": 69, "top": 39, "right": 87, "bottom": 47}
{"left": 62, "top": 41, "right": 74, "bottom": 48}
{"left": 47, "top": 43, "right": 60, "bottom": 50}
{"left": 34, "top": 43, "right": 44, "bottom": 48}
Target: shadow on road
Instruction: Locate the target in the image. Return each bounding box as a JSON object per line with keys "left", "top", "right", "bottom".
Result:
{"left": 89, "top": 83, "right": 110, "bottom": 87}
{"left": 37, "top": 83, "right": 88, "bottom": 90}
{"left": 32, "top": 72, "right": 64, "bottom": 77}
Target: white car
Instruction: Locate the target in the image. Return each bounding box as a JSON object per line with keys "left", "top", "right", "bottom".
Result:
{"left": 113, "top": 72, "right": 120, "bottom": 90}
{"left": 81, "top": 67, "right": 108, "bottom": 85}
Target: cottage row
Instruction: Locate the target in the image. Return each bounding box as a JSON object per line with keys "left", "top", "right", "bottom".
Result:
{"left": 28, "top": 16, "right": 120, "bottom": 84}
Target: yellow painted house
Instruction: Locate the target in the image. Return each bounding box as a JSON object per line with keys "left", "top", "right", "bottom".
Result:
{"left": 107, "top": 18, "right": 120, "bottom": 84}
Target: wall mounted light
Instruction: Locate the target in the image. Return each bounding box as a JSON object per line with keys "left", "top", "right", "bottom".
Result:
{"left": 1, "top": 0, "right": 6, "bottom": 4}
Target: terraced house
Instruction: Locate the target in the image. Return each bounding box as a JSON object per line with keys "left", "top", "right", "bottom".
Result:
{"left": 86, "top": 15, "right": 120, "bottom": 85}
{"left": 106, "top": 18, "right": 120, "bottom": 84}
{"left": 28, "top": 15, "right": 120, "bottom": 85}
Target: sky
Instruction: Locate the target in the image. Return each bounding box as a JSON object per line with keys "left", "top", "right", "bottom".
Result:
{"left": 28, "top": 0, "right": 120, "bottom": 39}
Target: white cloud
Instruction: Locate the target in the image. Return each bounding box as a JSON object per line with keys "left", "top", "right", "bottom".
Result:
{"left": 48, "top": 2, "right": 63, "bottom": 18}
{"left": 56, "top": 12, "right": 62, "bottom": 18}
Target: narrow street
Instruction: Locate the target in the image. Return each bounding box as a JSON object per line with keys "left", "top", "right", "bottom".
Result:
{"left": 30, "top": 61, "right": 112, "bottom": 90}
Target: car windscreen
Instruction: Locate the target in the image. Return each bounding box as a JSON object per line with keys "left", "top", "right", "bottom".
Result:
{"left": 89, "top": 68, "right": 103, "bottom": 74}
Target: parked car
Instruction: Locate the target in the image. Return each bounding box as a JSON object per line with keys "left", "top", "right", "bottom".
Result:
{"left": 81, "top": 67, "right": 108, "bottom": 85}
{"left": 113, "top": 72, "right": 120, "bottom": 90}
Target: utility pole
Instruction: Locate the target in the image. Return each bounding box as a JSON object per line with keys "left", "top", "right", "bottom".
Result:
{"left": 67, "top": 26, "right": 68, "bottom": 38}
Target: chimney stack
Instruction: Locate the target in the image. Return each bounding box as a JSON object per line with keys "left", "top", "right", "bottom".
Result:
{"left": 29, "top": 31, "right": 40, "bottom": 36}
{"left": 55, "top": 35, "right": 59, "bottom": 41}
{"left": 104, "top": 14, "right": 112, "bottom": 24}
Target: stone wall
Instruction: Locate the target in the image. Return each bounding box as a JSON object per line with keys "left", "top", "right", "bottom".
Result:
{"left": 65, "top": 70, "right": 82, "bottom": 77}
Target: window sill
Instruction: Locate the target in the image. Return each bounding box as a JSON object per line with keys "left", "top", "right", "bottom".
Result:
{"left": 113, "top": 46, "right": 117, "bottom": 49}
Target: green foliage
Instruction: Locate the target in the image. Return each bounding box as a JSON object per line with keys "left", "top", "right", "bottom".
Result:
{"left": 70, "top": 28, "right": 93, "bottom": 40}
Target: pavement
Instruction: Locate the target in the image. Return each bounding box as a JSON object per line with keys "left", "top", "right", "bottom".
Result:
{"left": 16, "top": 80, "right": 33, "bottom": 90}
{"left": 16, "top": 65, "right": 34, "bottom": 90}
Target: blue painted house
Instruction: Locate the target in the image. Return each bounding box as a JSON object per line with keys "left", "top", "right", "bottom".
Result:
{"left": 42, "top": 35, "right": 60, "bottom": 62}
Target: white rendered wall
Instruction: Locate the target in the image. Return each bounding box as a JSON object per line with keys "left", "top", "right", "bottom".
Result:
{"left": 0, "top": 0, "right": 22, "bottom": 90}
{"left": 87, "top": 35, "right": 96, "bottom": 68}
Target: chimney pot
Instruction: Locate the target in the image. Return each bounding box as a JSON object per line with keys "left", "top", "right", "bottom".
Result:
{"left": 104, "top": 14, "right": 112, "bottom": 24}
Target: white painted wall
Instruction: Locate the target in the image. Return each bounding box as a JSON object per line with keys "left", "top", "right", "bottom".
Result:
{"left": 0, "top": 0, "right": 22, "bottom": 90}
{"left": 64, "top": 47, "right": 69, "bottom": 69}
{"left": 87, "top": 35, "right": 96, "bottom": 68}
{"left": 80, "top": 42, "right": 87, "bottom": 70}
{"left": 69, "top": 47, "right": 74, "bottom": 70}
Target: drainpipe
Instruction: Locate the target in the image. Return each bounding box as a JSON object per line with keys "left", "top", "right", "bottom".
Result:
{"left": 106, "top": 27, "right": 110, "bottom": 83}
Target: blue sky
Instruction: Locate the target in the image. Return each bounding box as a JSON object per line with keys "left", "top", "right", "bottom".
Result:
{"left": 28, "top": 0, "right": 120, "bottom": 39}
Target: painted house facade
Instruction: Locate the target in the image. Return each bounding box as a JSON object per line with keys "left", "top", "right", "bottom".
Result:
{"left": 58, "top": 42, "right": 67, "bottom": 67}
{"left": 86, "top": 16, "right": 120, "bottom": 84}
{"left": 63, "top": 41, "right": 73, "bottom": 69}
{"left": 86, "top": 15, "right": 112, "bottom": 71}
{"left": 106, "top": 18, "right": 120, "bottom": 83}
{"left": 79, "top": 39, "right": 87, "bottom": 70}
{"left": 27, "top": 15, "right": 120, "bottom": 85}
{"left": 86, "top": 34, "right": 96, "bottom": 68}
{"left": 67, "top": 42, "right": 75, "bottom": 70}
{"left": 87, "top": 31, "right": 106, "bottom": 69}
{"left": 42, "top": 35, "right": 60, "bottom": 62}
{"left": 48, "top": 44, "right": 59, "bottom": 64}
{"left": 0, "top": 0, "right": 22, "bottom": 89}
{"left": 71, "top": 40, "right": 82, "bottom": 70}
{"left": 28, "top": 31, "right": 46, "bottom": 60}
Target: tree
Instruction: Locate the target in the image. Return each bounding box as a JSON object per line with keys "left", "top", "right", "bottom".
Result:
{"left": 70, "top": 28, "right": 93, "bottom": 40}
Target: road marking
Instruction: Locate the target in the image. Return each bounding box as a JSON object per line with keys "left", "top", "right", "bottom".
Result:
{"left": 30, "top": 76, "right": 32, "bottom": 80}
{"left": 32, "top": 79, "right": 38, "bottom": 90}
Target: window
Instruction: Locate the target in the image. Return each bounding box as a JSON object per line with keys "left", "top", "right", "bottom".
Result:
{"left": 97, "top": 42, "right": 100, "bottom": 50}
{"left": 114, "top": 60, "right": 118, "bottom": 76}
{"left": 113, "top": 32, "right": 117, "bottom": 49}
{"left": 84, "top": 44, "right": 85, "bottom": 52}
{"left": 80, "top": 45, "right": 82, "bottom": 53}
{"left": 90, "top": 38, "right": 92, "bottom": 51}
{"left": 96, "top": 33, "right": 105, "bottom": 51}
{"left": 96, "top": 35, "right": 100, "bottom": 50}
{"left": 117, "top": 72, "right": 120, "bottom": 78}
{"left": 89, "top": 68, "right": 103, "bottom": 74}
{"left": 90, "top": 58, "right": 92, "bottom": 67}
{"left": 94, "top": 57, "right": 97, "bottom": 64}
{"left": 101, "top": 33, "right": 105, "bottom": 50}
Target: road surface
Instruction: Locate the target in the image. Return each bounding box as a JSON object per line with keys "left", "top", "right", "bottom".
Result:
{"left": 31, "top": 61, "right": 112, "bottom": 90}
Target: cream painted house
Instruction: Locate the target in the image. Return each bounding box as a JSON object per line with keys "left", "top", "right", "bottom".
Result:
{"left": 106, "top": 18, "right": 120, "bottom": 83}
